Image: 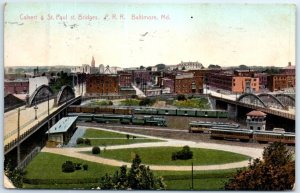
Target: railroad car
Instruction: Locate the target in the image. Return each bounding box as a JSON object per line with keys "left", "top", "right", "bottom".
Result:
{"left": 157, "top": 108, "right": 177, "bottom": 115}
{"left": 210, "top": 127, "right": 253, "bottom": 142}
{"left": 68, "top": 113, "right": 94, "bottom": 122}
{"left": 114, "top": 107, "right": 132, "bottom": 115}
{"left": 253, "top": 130, "right": 295, "bottom": 145}
{"left": 176, "top": 109, "right": 197, "bottom": 116}
{"left": 80, "top": 107, "right": 95, "bottom": 113}
{"left": 134, "top": 108, "right": 158, "bottom": 115}
{"left": 189, "top": 121, "right": 240, "bottom": 133}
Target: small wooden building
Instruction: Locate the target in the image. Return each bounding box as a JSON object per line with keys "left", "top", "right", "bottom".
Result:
{"left": 46, "top": 116, "right": 78, "bottom": 145}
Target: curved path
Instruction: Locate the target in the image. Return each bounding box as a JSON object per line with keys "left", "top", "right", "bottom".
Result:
{"left": 42, "top": 127, "right": 264, "bottom": 171}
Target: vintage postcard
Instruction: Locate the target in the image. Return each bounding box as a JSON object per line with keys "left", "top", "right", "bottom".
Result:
{"left": 3, "top": 2, "right": 295, "bottom": 190}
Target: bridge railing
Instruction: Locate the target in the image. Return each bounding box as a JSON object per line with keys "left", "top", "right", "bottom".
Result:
{"left": 4, "top": 96, "right": 81, "bottom": 154}
{"left": 17, "top": 146, "right": 41, "bottom": 169}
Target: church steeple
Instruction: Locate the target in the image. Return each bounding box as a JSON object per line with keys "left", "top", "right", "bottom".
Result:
{"left": 91, "top": 56, "right": 95, "bottom": 67}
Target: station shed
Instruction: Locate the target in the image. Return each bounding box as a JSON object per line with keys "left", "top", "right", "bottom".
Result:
{"left": 46, "top": 116, "right": 78, "bottom": 145}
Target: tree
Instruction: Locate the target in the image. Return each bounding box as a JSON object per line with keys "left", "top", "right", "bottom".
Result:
{"left": 140, "top": 66, "right": 145, "bottom": 70}
{"left": 155, "top": 64, "right": 166, "bottom": 71}
{"left": 224, "top": 142, "right": 295, "bottom": 191}
{"left": 100, "top": 154, "right": 166, "bottom": 190}
{"left": 208, "top": 64, "right": 221, "bottom": 69}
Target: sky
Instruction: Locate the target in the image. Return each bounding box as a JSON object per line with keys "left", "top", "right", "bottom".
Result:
{"left": 4, "top": 3, "right": 296, "bottom": 68}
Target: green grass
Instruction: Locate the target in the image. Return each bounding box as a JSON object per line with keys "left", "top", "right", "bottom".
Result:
{"left": 88, "top": 147, "right": 249, "bottom": 166}
{"left": 23, "top": 152, "right": 239, "bottom": 190}
{"left": 119, "top": 99, "right": 140, "bottom": 106}
{"left": 78, "top": 138, "right": 164, "bottom": 147}
{"left": 79, "top": 129, "right": 164, "bottom": 146}
{"left": 83, "top": 129, "right": 135, "bottom": 138}
{"left": 173, "top": 98, "right": 210, "bottom": 109}
{"left": 164, "top": 178, "right": 227, "bottom": 190}
{"left": 24, "top": 152, "right": 117, "bottom": 180}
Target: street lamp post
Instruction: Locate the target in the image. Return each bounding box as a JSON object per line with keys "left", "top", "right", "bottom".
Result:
{"left": 34, "top": 103, "right": 38, "bottom": 120}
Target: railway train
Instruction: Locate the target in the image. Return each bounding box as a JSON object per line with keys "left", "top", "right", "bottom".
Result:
{"left": 189, "top": 121, "right": 295, "bottom": 145}
{"left": 189, "top": 121, "right": 240, "bottom": 133}
{"left": 67, "top": 113, "right": 167, "bottom": 127}
{"left": 68, "top": 106, "right": 228, "bottom": 118}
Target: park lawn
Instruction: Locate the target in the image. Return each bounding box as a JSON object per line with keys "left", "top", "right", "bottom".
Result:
{"left": 90, "top": 147, "right": 249, "bottom": 166}
{"left": 79, "top": 129, "right": 164, "bottom": 147}
{"left": 83, "top": 129, "right": 137, "bottom": 138}
{"left": 24, "top": 152, "right": 117, "bottom": 180}
{"left": 78, "top": 138, "right": 164, "bottom": 147}
{"left": 164, "top": 178, "right": 227, "bottom": 190}
{"left": 23, "top": 152, "right": 238, "bottom": 190}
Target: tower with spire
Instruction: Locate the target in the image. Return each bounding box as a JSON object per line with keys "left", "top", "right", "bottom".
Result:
{"left": 91, "top": 56, "right": 95, "bottom": 67}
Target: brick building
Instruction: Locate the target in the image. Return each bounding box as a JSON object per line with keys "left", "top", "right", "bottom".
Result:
{"left": 161, "top": 78, "right": 174, "bottom": 93}
{"left": 174, "top": 73, "right": 203, "bottom": 94}
{"left": 4, "top": 79, "right": 29, "bottom": 94}
{"left": 118, "top": 72, "right": 132, "bottom": 87}
{"left": 86, "top": 74, "right": 119, "bottom": 96}
{"left": 132, "top": 70, "right": 152, "bottom": 85}
{"left": 267, "top": 74, "right": 295, "bottom": 92}
{"left": 207, "top": 73, "right": 259, "bottom": 93}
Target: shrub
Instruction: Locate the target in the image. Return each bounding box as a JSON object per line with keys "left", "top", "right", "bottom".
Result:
{"left": 75, "top": 163, "right": 82, "bottom": 170}
{"left": 92, "top": 146, "right": 101, "bottom": 154}
{"left": 177, "top": 94, "right": 186, "bottom": 101}
{"left": 62, "top": 161, "right": 75, "bottom": 173}
{"left": 171, "top": 146, "right": 193, "bottom": 160}
{"left": 83, "top": 164, "right": 88, "bottom": 171}
{"left": 84, "top": 138, "right": 91, "bottom": 145}
{"left": 108, "top": 101, "right": 113, "bottom": 105}
{"left": 126, "top": 134, "right": 130, "bottom": 140}
{"left": 76, "top": 138, "right": 84, "bottom": 144}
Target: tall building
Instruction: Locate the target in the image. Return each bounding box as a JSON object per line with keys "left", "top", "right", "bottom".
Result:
{"left": 267, "top": 74, "right": 295, "bottom": 92}
{"left": 91, "top": 56, "right": 95, "bottom": 67}
{"left": 86, "top": 74, "right": 119, "bottom": 96}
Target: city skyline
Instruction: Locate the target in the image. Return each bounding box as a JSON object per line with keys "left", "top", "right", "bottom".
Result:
{"left": 4, "top": 3, "right": 296, "bottom": 68}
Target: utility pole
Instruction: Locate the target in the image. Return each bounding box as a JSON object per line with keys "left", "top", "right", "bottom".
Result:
{"left": 191, "top": 161, "right": 194, "bottom": 190}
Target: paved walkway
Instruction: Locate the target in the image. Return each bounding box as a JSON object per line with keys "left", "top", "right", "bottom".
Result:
{"left": 42, "top": 127, "right": 264, "bottom": 171}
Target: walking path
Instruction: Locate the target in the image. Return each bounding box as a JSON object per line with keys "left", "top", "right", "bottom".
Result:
{"left": 42, "top": 126, "right": 264, "bottom": 171}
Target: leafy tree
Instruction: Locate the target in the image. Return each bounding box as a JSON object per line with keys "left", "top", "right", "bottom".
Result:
{"left": 155, "top": 63, "right": 166, "bottom": 71}
{"left": 100, "top": 154, "right": 166, "bottom": 190}
{"left": 208, "top": 64, "right": 221, "bottom": 69}
{"left": 4, "top": 161, "right": 25, "bottom": 188}
{"left": 238, "top": 64, "right": 248, "bottom": 70}
{"left": 140, "top": 66, "right": 145, "bottom": 70}
{"left": 224, "top": 142, "right": 295, "bottom": 191}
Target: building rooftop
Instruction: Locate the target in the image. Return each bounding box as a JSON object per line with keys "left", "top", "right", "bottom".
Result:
{"left": 46, "top": 116, "right": 78, "bottom": 134}
{"left": 246, "top": 110, "right": 266, "bottom": 117}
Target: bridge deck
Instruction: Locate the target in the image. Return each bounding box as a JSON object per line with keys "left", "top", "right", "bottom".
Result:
{"left": 4, "top": 99, "right": 61, "bottom": 146}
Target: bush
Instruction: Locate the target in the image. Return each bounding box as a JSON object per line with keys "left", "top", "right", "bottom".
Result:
{"left": 75, "top": 163, "right": 82, "bottom": 170}
{"left": 62, "top": 161, "right": 75, "bottom": 173}
{"left": 83, "top": 164, "right": 88, "bottom": 171}
{"left": 171, "top": 146, "right": 193, "bottom": 160}
{"left": 126, "top": 134, "right": 130, "bottom": 140}
{"left": 92, "top": 146, "right": 101, "bottom": 154}
{"left": 84, "top": 138, "right": 91, "bottom": 145}
{"left": 76, "top": 138, "right": 84, "bottom": 144}
{"left": 177, "top": 94, "right": 186, "bottom": 101}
